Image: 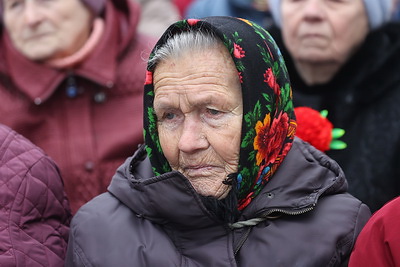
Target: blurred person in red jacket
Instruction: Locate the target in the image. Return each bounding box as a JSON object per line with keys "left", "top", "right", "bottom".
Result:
{"left": 349, "top": 196, "right": 400, "bottom": 267}
{"left": 0, "top": 0, "right": 156, "bottom": 213}
{"left": 0, "top": 123, "right": 71, "bottom": 266}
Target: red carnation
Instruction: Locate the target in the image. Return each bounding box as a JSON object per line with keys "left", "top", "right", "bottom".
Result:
{"left": 294, "top": 107, "right": 333, "bottom": 152}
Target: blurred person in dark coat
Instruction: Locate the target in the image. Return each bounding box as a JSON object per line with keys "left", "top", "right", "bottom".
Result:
{"left": 0, "top": 0, "right": 156, "bottom": 213}
{"left": 268, "top": 0, "right": 400, "bottom": 212}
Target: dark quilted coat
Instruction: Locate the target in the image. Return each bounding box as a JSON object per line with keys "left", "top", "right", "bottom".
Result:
{"left": 0, "top": 124, "right": 71, "bottom": 266}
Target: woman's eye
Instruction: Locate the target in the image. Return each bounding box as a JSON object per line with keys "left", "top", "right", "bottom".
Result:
{"left": 164, "top": 112, "right": 175, "bottom": 120}
{"left": 6, "top": 0, "right": 22, "bottom": 9}
{"left": 207, "top": 108, "right": 221, "bottom": 116}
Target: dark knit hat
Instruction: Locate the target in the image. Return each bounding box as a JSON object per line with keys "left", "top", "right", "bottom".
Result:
{"left": 0, "top": 0, "right": 106, "bottom": 22}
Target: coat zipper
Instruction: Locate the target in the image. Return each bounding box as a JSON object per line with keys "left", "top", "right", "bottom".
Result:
{"left": 260, "top": 204, "right": 316, "bottom": 218}
{"left": 232, "top": 204, "right": 316, "bottom": 256}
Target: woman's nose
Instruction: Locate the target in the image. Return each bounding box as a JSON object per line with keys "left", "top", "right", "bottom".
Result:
{"left": 24, "top": 2, "right": 44, "bottom": 26}
{"left": 302, "top": 0, "right": 325, "bottom": 21}
{"left": 178, "top": 117, "right": 208, "bottom": 153}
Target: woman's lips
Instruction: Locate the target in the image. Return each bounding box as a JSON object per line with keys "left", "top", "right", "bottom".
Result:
{"left": 24, "top": 32, "right": 52, "bottom": 41}
{"left": 183, "top": 165, "right": 219, "bottom": 177}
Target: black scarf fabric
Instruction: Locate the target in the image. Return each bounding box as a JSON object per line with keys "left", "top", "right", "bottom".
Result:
{"left": 143, "top": 17, "right": 296, "bottom": 211}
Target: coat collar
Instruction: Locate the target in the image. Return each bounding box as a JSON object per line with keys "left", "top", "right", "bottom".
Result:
{"left": 108, "top": 138, "right": 347, "bottom": 229}
{"left": 0, "top": 0, "right": 140, "bottom": 103}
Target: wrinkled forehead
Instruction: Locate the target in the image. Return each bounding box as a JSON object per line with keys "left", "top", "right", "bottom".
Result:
{"left": 153, "top": 44, "right": 240, "bottom": 95}
{"left": 153, "top": 41, "right": 232, "bottom": 71}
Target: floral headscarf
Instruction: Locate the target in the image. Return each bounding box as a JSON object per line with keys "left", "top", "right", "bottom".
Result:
{"left": 143, "top": 17, "right": 296, "bottom": 211}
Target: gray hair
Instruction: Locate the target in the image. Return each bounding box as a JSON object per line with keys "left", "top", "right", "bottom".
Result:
{"left": 148, "top": 30, "right": 222, "bottom": 70}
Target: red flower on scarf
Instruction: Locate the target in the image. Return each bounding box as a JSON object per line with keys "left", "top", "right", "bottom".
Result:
{"left": 280, "top": 142, "right": 292, "bottom": 161}
{"left": 238, "top": 72, "right": 243, "bottom": 83}
{"left": 144, "top": 70, "right": 153, "bottom": 85}
{"left": 264, "top": 68, "right": 280, "bottom": 96}
{"left": 233, "top": 43, "right": 245, "bottom": 59}
{"left": 187, "top": 19, "right": 200, "bottom": 26}
{"left": 254, "top": 112, "right": 289, "bottom": 166}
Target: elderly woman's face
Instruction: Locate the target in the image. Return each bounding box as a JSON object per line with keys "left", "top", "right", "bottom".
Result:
{"left": 281, "top": 0, "right": 369, "bottom": 65}
{"left": 3, "top": 0, "right": 93, "bottom": 61}
{"left": 153, "top": 45, "right": 243, "bottom": 199}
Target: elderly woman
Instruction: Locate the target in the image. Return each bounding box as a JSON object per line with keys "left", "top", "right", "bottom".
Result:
{"left": 65, "top": 17, "right": 370, "bottom": 266}
{"left": 0, "top": 0, "right": 154, "bottom": 213}
{"left": 267, "top": 0, "right": 400, "bottom": 212}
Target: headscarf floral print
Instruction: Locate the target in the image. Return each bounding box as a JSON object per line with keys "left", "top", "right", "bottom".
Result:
{"left": 143, "top": 16, "right": 296, "bottom": 211}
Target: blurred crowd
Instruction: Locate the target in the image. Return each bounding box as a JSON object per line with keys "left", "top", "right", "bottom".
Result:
{"left": 1, "top": 0, "right": 400, "bottom": 266}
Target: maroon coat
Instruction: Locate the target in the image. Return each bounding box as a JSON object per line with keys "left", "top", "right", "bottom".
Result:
{"left": 0, "top": 0, "right": 156, "bottom": 212}
{"left": 0, "top": 124, "right": 71, "bottom": 266}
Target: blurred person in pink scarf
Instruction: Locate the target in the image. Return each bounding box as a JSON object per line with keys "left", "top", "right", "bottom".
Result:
{"left": 0, "top": 0, "right": 156, "bottom": 213}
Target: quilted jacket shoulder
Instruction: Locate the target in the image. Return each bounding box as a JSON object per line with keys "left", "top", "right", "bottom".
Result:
{"left": 0, "top": 124, "right": 71, "bottom": 267}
